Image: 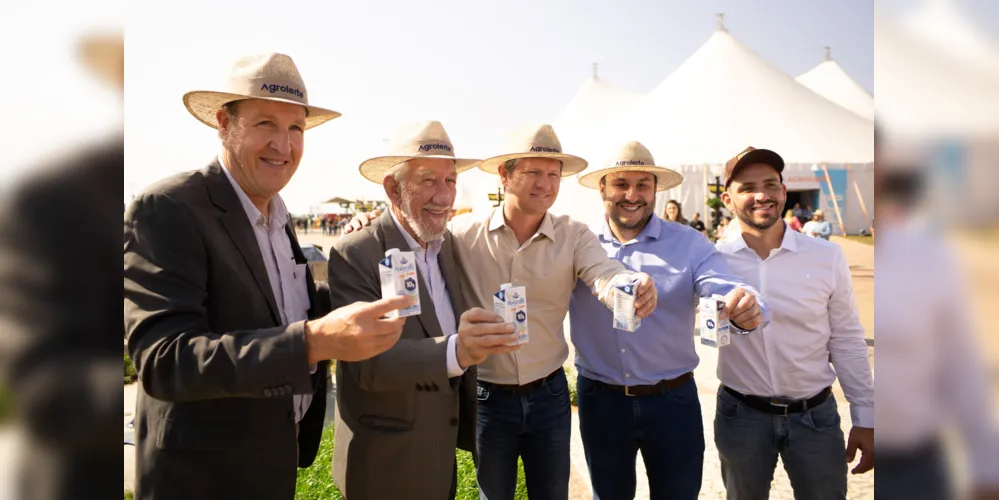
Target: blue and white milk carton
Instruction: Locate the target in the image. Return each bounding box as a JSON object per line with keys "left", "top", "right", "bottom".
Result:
{"left": 379, "top": 248, "right": 421, "bottom": 318}
{"left": 698, "top": 295, "right": 730, "bottom": 347}
{"left": 613, "top": 280, "right": 641, "bottom": 332}
{"left": 494, "top": 283, "right": 528, "bottom": 345}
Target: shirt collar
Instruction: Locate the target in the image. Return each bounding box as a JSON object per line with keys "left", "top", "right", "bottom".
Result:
{"left": 717, "top": 220, "right": 798, "bottom": 255}
{"left": 218, "top": 154, "right": 288, "bottom": 232}
{"left": 600, "top": 214, "right": 663, "bottom": 244}
{"left": 388, "top": 206, "right": 443, "bottom": 252}
{"left": 488, "top": 203, "right": 557, "bottom": 242}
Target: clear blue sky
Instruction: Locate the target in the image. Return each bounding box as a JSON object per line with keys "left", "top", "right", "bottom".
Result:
{"left": 124, "top": 0, "right": 882, "bottom": 212}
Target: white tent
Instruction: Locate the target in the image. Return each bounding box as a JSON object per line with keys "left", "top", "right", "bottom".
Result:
{"left": 796, "top": 47, "right": 875, "bottom": 121}
{"left": 552, "top": 22, "right": 875, "bottom": 234}
{"left": 550, "top": 72, "right": 642, "bottom": 220}
{"left": 902, "top": 0, "right": 999, "bottom": 79}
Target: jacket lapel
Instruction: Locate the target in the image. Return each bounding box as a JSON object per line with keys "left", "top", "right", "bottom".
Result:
{"left": 285, "top": 223, "right": 320, "bottom": 319}
{"left": 438, "top": 232, "right": 465, "bottom": 324}
{"left": 203, "top": 160, "right": 281, "bottom": 325}
{"left": 375, "top": 213, "right": 444, "bottom": 339}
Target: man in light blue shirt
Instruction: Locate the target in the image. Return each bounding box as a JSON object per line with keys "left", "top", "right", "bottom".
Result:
{"left": 802, "top": 209, "right": 833, "bottom": 239}
{"left": 568, "top": 141, "right": 769, "bottom": 500}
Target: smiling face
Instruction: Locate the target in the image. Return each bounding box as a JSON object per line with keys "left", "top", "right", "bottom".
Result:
{"left": 217, "top": 99, "right": 307, "bottom": 211}
{"left": 499, "top": 157, "right": 562, "bottom": 215}
{"left": 385, "top": 158, "right": 457, "bottom": 244}
{"left": 721, "top": 163, "right": 787, "bottom": 232}
{"left": 600, "top": 171, "right": 657, "bottom": 232}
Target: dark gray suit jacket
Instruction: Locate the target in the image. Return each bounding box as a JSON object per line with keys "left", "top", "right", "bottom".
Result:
{"left": 328, "top": 212, "right": 476, "bottom": 500}
{"left": 123, "top": 160, "right": 330, "bottom": 500}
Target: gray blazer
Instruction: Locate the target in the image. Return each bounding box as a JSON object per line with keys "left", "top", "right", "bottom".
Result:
{"left": 329, "top": 212, "right": 476, "bottom": 500}
{"left": 124, "top": 160, "right": 330, "bottom": 500}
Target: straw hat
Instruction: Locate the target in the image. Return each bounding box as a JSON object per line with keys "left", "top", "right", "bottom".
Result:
{"left": 78, "top": 32, "right": 123, "bottom": 88}
{"left": 182, "top": 53, "right": 340, "bottom": 130}
{"left": 477, "top": 124, "right": 587, "bottom": 176}
{"left": 578, "top": 141, "right": 683, "bottom": 191}
{"left": 358, "top": 121, "right": 481, "bottom": 183}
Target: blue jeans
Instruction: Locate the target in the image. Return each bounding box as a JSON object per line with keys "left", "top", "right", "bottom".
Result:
{"left": 577, "top": 374, "right": 705, "bottom": 500}
{"left": 714, "top": 386, "right": 847, "bottom": 500}
{"left": 475, "top": 368, "right": 571, "bottom": 500}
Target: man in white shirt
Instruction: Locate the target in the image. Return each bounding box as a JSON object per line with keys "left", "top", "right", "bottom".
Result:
{"left": 713, "top": 147, "right": 874, "bottom": 500}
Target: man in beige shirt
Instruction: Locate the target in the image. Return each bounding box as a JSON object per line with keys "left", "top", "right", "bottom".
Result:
{"left": 346, "top": 124, "right": 657, "bottom": 500}
{"left": 452, "top": 125, "right": 656, "bottom": 500}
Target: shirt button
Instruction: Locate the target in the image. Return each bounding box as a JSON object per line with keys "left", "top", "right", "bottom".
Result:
{"left": 621, "top": 349, "right": 626, "bottom": 353}
{"left": 625, "top": 373, "right": 631, "bottom": 378}
{"left": 450, "top": 417, "right": 459, "bottom": 427}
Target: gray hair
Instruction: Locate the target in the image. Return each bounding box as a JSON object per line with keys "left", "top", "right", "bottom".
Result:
{"left": 386, "top": 160, "right": 410, "bottom": 185}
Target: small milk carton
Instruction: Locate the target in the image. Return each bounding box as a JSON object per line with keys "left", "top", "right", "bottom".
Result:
{"left": 494, "top": 283, "right": 528, "bottom": 345}
{"left": 379, "top": 248, "right": 421, "bottom": 318}
{"left": 698, "top": 295, "right": 731, "bottom": 347}
{"left": 613, "top": 280, "right": 641, "bottom": 332}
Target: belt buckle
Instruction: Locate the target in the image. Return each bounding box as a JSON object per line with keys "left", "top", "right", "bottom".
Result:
{"left": 770, "top": 398, "right": 789, "bottom": 416}
{"left": 624, "top": 385, "right": 635, "bottom": 397}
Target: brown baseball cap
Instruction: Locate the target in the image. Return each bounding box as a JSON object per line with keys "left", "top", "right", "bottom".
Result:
{"left": 724, "top": 146, "right": 784, "bottom": 187}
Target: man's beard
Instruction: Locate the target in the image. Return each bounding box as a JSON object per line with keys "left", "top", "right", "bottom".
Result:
{"left": 736, "top": 201, "right": 782, "bottom": 231}
{"left": 399, "top": 190, "right": 449, "bottom": 242}
{"left": 606, "top": 198, "right": 653, "bottom": 230}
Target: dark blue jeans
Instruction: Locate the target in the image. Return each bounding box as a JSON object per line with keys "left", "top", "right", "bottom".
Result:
{"left": 714, "top": 386, "right": 848, "bottom": 500}
{"left": 577, "top": 374, "right": 705, "bottom": 500}
{"left": 475, "top": 368, "right": 571, "bottom": 500}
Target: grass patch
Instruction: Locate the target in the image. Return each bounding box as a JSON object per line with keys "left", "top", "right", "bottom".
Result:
{"left": 124, "top": 354, "right": 137, "bottom": 385}
{"left": 124, "top": 490, "right": 134, "bottom": 500}
{"left": 842, "top": 235, "right": 874, "bottom": 245}
{"left": 296, "top": 425, "right": 528, "bottom": 499}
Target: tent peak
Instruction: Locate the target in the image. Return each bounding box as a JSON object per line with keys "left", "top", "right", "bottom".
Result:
{"left": 716, "top": 13, "right": 726, "bottom": 32}
{"left": 592, "top": 62, "right": 598, "bottom": 79}
{"left": 823, "top": 45, "right": 832, "bottom": 61}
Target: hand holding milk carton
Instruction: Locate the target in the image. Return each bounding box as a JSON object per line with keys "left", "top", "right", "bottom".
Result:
{"left": 494, "top": 283, "right": 528, "bottom": 345}
{"left": 379, "top": 248, "right": 421, "bottom": 318}
{"left": 698, "top": 294, "right": 730, "bottom": 347}
{"left": 613, "top": 279, "right": 642, "bottom": 332}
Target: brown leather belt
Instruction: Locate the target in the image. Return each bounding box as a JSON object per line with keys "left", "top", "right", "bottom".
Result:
{"left": 481, "top": 368, "right": 563, "bottom": 395}
{"left": 590, "top": 372, "right": 693, "bottom": 397}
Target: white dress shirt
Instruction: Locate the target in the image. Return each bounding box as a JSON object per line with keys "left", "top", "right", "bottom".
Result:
{"left": 876, "top": 222, "right": 999, "bottom": 485}
{"left": 220, "top": 155, "right": 316, "bottom": 422}
{"left": 715, "top": 223, "right": 874, "bottom": 428}
{"left": 388, "top": 209, "right": 465, "bottom": 377}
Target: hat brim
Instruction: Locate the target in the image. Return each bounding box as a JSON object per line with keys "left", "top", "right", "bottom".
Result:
{"left": 578, "top": 166, "right": 684, "bottom": 192}
{"left": 727, "top": 149, "right": 784, "bottom": 186}
{"left": 477, "top": 152, "right": 588, "bottom": 177}
{"left": 359, "top": 156, "right": 482, "bottom": 184}
{"left": 183, "top": 90, "right": 342, "bottom": 130}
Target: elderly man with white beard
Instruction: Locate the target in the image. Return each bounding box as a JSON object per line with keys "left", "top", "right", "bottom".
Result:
{"left": 326, "top": 121, "right": 521, "bottom": 500}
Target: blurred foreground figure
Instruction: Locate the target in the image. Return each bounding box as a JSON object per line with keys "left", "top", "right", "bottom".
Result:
{"left": 0, "top": 33, "right": 123, "bottom": 500}
{"left": 875, "top": 132, "right": 999, "bottom": 500}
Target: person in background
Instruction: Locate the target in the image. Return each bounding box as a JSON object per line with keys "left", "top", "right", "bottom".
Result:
{"left": 689, "top": 212, "right": 706, "bottom": 233}
{"left": 664, "top": 199, "right": 688, "bottom": 225}
{"left": 784, "top": 209, "right": 802, "bottom": 232}
{"left": 802, "top": 210, "right": 832, "bottom": 240}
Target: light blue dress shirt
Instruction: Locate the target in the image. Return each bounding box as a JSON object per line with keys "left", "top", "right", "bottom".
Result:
{"left": 569, "top": 216, "right": 769, "bottom": 386}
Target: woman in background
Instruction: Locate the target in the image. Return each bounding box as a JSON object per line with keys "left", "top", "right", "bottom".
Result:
{"left": 784, "top": 209, "right": 803, "bottom": 232}
{"left": 664, "top": 199, "right": 688, "bottom": 225}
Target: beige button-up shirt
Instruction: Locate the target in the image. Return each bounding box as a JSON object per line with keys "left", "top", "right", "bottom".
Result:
{"left": 449, "top": 205, "right": 636, "bottom": 385}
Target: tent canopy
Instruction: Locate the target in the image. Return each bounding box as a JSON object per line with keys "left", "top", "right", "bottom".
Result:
{"left": 796, "top": 50, "right": 875, "bottom": 121}
{"left": 623, "top": 29, "right": 874, "bottom": 166}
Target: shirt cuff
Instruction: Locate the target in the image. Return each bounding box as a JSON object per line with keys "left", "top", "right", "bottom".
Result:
{"left": 446, "top": 334, "right": 466, "bottom": 378}
{"left": 850, "top": 404, "right": 874, "bottom": 429}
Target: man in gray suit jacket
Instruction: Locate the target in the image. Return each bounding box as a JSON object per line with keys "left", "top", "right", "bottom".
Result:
{"left": 123, "top": 53, "right": 412, "bottom": 500}
{"left": 329, "top": 121, "right": 520, "bottom": 500}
